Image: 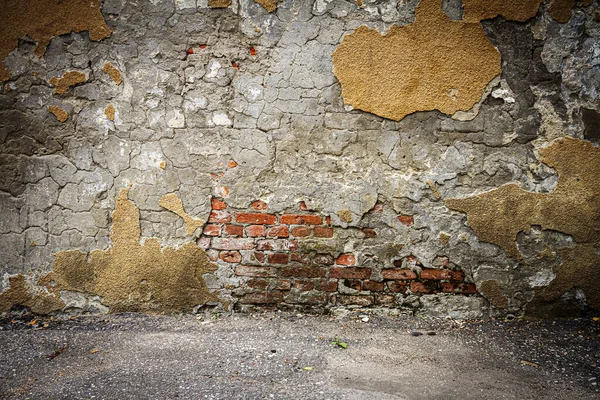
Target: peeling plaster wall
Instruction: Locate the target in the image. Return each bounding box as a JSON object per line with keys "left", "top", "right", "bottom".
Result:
{"left": 0, "top": 0, "right": 599, "bottom": 318}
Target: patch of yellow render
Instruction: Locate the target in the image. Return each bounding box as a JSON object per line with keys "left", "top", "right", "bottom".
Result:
{"left": 104, "top": 104, "right": 115, "bottom": 121}
{"left": 446, "top": 137, "right": 600, "bottom": 313}
{"left": 48, "top": 105, "right": 68, "bottom": 122}
{"left": 102, "top": 61, "right": 122, "bottom": 85}
{"left": 0, "top": 0, "right": 111, "bottom": 82}
{"left": 548, "top": 0, "right": 593, "bottom": 23}
{"left": 255, "top": 0, "right": 278, "bottom": 12}
{"left": 159, "top": 193, "right": 205, "bottom": 236}
{"left": 208, "top": 0, "right": 232, "bottom": 8}
{"left": 49, "top": 71, "right": 87, "bottom": 94}
{"left": 0, "top": 189, "right": 219, "bottom": 314}
{"left": 462, "top": 0, "right": 543, "bottom": 22}
{"left": 332, "top": 0, "right": 501, "bottom": 121}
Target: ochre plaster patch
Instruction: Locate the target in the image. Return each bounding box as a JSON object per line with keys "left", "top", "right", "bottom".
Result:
{"left": 479, "top": 280, "right": 508, "bottom": 308}
{"left": 208, "top": 0, "right": 232, "bottom": 8}
{"left": 446, "top": 138, "right": 600, "bottom": 312}
{"left": 0, "top": 0, "right": 111, "bottom": 81}
{"left": 159, "top": 193, "right": 205, "bottom": 236}
{"left": 0, "top": 190, "right": 219, "bottom": 314}
{"left": 548, "top": 0, "right": 592, "bottom": 23}
{"left": 338, "top": 209, "right": 353, "bottom": 223}
{"left": 332, "top": 0, "right": 501, "bottom": 121}
{"left": 255, "top": 0, "right": 277, "bottom": 12}
{"left": 102, "top": 61, "right": 122, "bottom": 85}
{"left": 48, "top": 105, "right": 68, "bottom": 122}
{"left": 462, "top": 0, "right": 542, "bottom": 22}
{"left": 49, "top": 71, "right": 87, "bottom": 94}
{"left": 104, "top": 104, "right": 115, "bottom": 121}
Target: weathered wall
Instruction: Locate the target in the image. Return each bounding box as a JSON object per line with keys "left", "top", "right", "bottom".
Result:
{"left": 0, "top": 0, "right": 599, "bottom": 318}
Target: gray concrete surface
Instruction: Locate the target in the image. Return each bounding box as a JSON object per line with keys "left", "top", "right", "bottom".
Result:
{"left": 0, "top": 312, "right": 598, "bottom": 399}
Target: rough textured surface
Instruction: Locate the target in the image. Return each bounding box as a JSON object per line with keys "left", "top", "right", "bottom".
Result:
{"left": 49, "top": 71, "right": 87, "bottom": 94}
{"left": 255, "top": 0, "right": 278, "bottom": 12}
{"left": 1, "top": 0, "right": 599, "bottom": 318}
{"left": 47, "top": 105, "right": 68, "bottom": 122}
{"left": 332, "top": 0, "right": 501, "bottom": 121}
{"left": 0, "top": 0, "right": 111, "bottom": 81}
{"left": 104, "top": 104, "right": 115, "bottom": 121}
{"left": 159, "top": 193, "right": 205, "bottom": 235}
{"left": 462, "top": 0, "right": 543, "bottom": 23}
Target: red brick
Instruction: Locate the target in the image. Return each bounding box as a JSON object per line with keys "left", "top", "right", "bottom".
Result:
{"left": 256, "top": 239, "right": 298, "bottom": 251}
{"left": 398, "top": 215, "right": 414, "bottom": 227}
{"left": 420, "top": 269, "right": 454, "bottom": 280}
{"left": 220, "top": 251, "right": 242, "bottom": 263}
{"left": 246, "top": 225, "right": 266, "bottom": 237}
{"left": 388, "top": 281, "right": 407, "bottom": 293}
{"left": 290, "top": 252, "right": 311, "bottom": 263}
{"left": 235, "top": 213, "right": 277, "bottom": 225}
{"left": 382, "top": 269, "right": 417, "bottom": 280}
{"left": 334, "top": 295, "right": 373, "bottom": 306}
{"left": 361, "top": 228, "right": 376, "bottom": 238}
{"left": 253, "top": 252, "right": 265, "bottom": 263}
{"left": 274, "top": 279, "right": 291, "bottom": 290}
{"left": 325, "top": 216, "right": 331, "bottom": 225}
{"left": 314, "top": 254, "right": 335, "bottom": 265}
{"left": 208, "top": 210, "right": 231, "bottom": 223}
{"left": 336, "top": 253, "right": 356, "bottom": 266}
{"left": 225, "top": 224, "right": 243, "bottom": 237}
{"left": 291, "top": 226, "right": 311, "bottom": 237}
{"left": 329, "top": 267, "right": 371, "bottom": 280}
{"left": 203, "top": 224, "right": 221, "bottom": 236}
{"left": 441, "top": 282, "right": 455, "bottom": 293}
{"left": 239, "top": 292, "right": 282, "bottom": 304}
{"left": 267, "top": 253, "right": 289, "bottom": 264}
{"left": 345, "top": 279, "right": 362, "bottom": 291}
{"left": 316, "top": 280, "right": 338, "bottom": 292}
{"left": 371, "top": 203, "right": 384, "bottom": 213}
{"left": 282, "top": 266, "right": 326, "bottom": 278}
{"left": 196, "top": 237, "right": 211, "bottom": 249}
{"left": 452, "top": 270, "right": 465, "bottom": 282}
{"left": 211, "top": 198, "right": 227, "bottom": 210}
{"left": 457, "top": 283, "right": 478, "bottom": 294}
{"left": 212, "top": 238, "right": 254, "bottom": 250}
{"left": 375, "top": 295, "right": 396, "bottom": 306}
{"left": 251, "top": 200, "right": 267, "bottom": 210}
{"left": 293, "top": 280, "right": 315, "bottom": 291}
{"left": 363, "top": 280, "right": 385, "bottom": 292}
{"left": 280, "top": 214, "right": 322, "bottom": 225}
{"left": 247, "top": 279, "right": 269, "bottom": 290}
{"left": 206, "top": 249, "right": 219, "bottom": 262}
{"left": 235, "top": 265, "right": 275, "bottom": 277}
{"left": 267, "top": 226, "right": 289, "bottom": 238}
{"left": 410, "top": 281, "right": 431, "bottom": 294}
{"left": 314, "top": 226, "right": 334, "bottom": 238}
{"left": 299, "top": 201, "right": 308, "bottom": 211}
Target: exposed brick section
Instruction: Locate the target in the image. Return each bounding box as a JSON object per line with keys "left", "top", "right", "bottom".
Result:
{"left": 345, "top": 279, "right": 362, "bottom": 291}
{"left": 458, "top": 283, "right": 478, "bottom": 294}
{"left": 245, "top": 225, "right": 266, "bottom": 237}
{"left": 410, "top": 281, "right": 430, "bottom": 293}
{"left": 256, "top": 239, "right": 298, "bottom": 251}
{"left": 290, "top": 252, "right": 311, "bottom": 263}
{"left": 274, "top": 279, "right": 291, "bottom": 290}
{"left": 212, "top": 238, "right": 254, "bottom": 250}
{"left": 452, "top": 270, "right": 465, "bottom": 282}
{"left": 398, "top": 215, "right": 414, "bottom": 227}
{"left": 280, "top": 214, "right": 322, "bottom": 225}
{"left": 362, "top": 228, "right": 377, "bottom": 238}
{"left": 330, "top": 267, "right": 371, "bottom": 279}
{"left": 235, "top": 212, "right": 277, "bottom": 225}
{"left": 299, "top": 201, "right": 308, "bottom": 211}
{"left": 220, "top": 251, "right": 242, "bottom": 263}
{"left": 382, "top": 269, "right": 417, "bottom": 280}
{"left": 253, "top": 252, "right": 265, "bottom": 263}
{"left": 314, "top": 226, "right": 334, "bottom": 238}
{"left": 291, "top": 226, "right": 311, "bottom": 237}
{"left": 363, "top": 280, "right": 385, "bottom": 292}
{"left": 235, "top": 265, "right": 275, "bottom": 277}
{"left": 293, "top": 280, "right": 315, "bottom": 291}
{"left": 208, "top": 210, "right": 231, "bottom": 223}
{"left": 251, "top": 200, "right": 267, "bottom": 210}
{"left": 336, "top": 253, "right": 356, "bottom": 266}
{"left": 239, "top": 292, "right": 283, "bottom": 304}
{"left": 314, "top": 254, "right": 335, "bottom": 265}
{"left": 203, "top": 224, "right": 221, "bottom": 236}
{"left": 196, "top": 237, "right": 210, "bottom": 249}
{"left": 247, "top": 279, "right": 269, "bottom": 290}
{"left": 316, "top": 280, "right": 338, "bottom": 292}
{"left": 420, "top": 269, "right": 454, "bottom": 280}
{"left": 267, "top": 253, "right": 289, "bottom": 264}
{"left": 388, "top": 281, "right": 407, "bottom": 293}
{"left": 225, "top": 224, "right": 243, "bottom": 237}
{"left": 282, "top": 266, "right": 326, "bottom": 278}
{"left": 211, "top": 198, "right": 227, "bottom": 210}
{"left": 267, "top": 226, "right": 289, "bottom": 238}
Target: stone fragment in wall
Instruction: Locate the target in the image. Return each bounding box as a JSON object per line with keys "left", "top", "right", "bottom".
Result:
{"left": 102, "top": 62, "right": 123, "bottom": 85}
{"left": 462, "top": 0, "right": 542, "bottom": 22}
{"left": 338, "top": 209, "right": 353, "bottom": 223}
{"left": 332, "top": 0, "right": 501, "bottom": 121}
{"left": 254, "top": 0, "right": 277, "bottom": 12}
{"left": 49, "top": 71, "right": 87, "bottom": 94}
{"left": 446, "top": 137, "right": 600, "bottom": 314}
{"left": 548, "top": 0, "right": 593, "bottom": 23}
{"left": 48, "top": 105, "right": 68, "bottom": 122}
{"left": 159, "top": 193, "right": 205, "bottom": 236}
{"left": 104, "top": 104, "right": 115, "bottom": 121}
{"left": 0, "top": 189, "right": 220, "bottom": 314}
{"left": 0, "top": 0, "right": 111, "bottom": 81}
{"left": 208, "top": 0, "right": 232, "bottom": 8}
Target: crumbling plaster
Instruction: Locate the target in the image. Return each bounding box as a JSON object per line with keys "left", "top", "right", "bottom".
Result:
{"left": 0, "top": 0, "right": 599, "bottom": 317}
